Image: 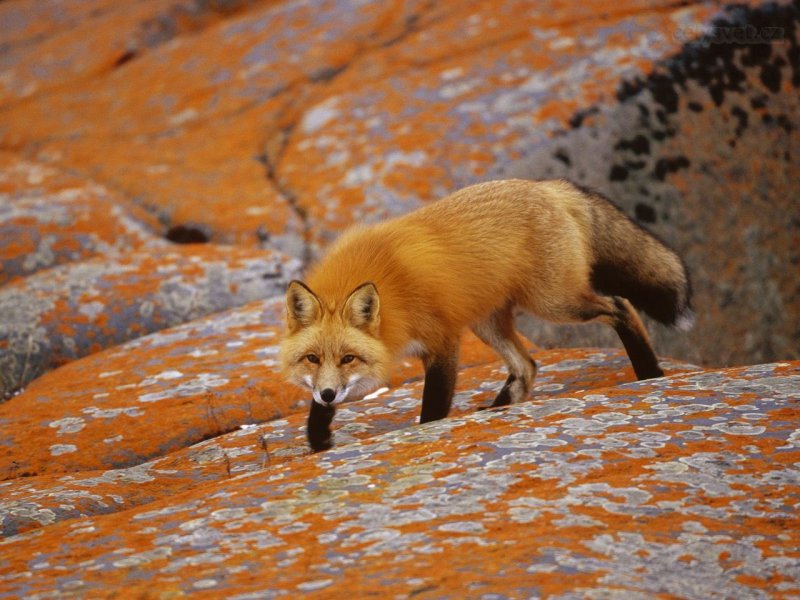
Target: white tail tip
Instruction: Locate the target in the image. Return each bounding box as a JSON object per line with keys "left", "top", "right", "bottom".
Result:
{"left": 675, "top": 309, "right": 695, "bottom": 332}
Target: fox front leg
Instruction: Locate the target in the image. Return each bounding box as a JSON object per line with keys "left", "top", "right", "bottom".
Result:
{"left": 307, "top": 399, "right": 336, "bottom": 452}
{"left": 419, "top": 347, "right": 459, "bottom": 424}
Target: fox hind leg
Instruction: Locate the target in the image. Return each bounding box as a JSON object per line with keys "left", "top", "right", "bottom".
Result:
{"left": 471, "top": 307, "right": 537, "bottom": 408}
{"left": 573, "top": 293, "right": 664, "bottom": 380}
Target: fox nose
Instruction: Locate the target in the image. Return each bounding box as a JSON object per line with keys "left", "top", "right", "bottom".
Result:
{"left": 320, "top": 388, "right": 336, "bottom": 404}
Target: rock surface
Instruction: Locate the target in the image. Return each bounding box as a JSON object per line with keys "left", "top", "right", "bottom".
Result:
{"left": 0, "top": 152, "right": 164, "bottom": 285}
{"left": 1, "top": 1, "right": 798, "bottom": 598}
{"left": 0, "top": 343, "right": 693, "bottom": 537}
{"left": 1, "top": 360, "right": 798, "bottom": 598}
{"left": 0, "top": 242, "right": 301, "bottom": 398}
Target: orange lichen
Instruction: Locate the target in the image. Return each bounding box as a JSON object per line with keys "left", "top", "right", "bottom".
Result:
{"left": 1, "top": 1, "right": 798, "bottom": 597}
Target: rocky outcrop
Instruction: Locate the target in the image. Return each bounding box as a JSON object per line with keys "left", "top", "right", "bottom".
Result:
{"left": 0, "top": 1, "right": 798, "bottom": 597}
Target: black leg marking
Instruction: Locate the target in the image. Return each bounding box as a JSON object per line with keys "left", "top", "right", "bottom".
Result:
{"left": 615, "top": 326, "right": 664, "bottom": 379}
{"left": 611, "top": 297, "right": 664, "bottom": 380}
{"left": 419, "top": 357, "right": 457, "bottom": 424}
{"left": 307, "top": 400, "right": 336, "bottom": 452}
{"left": 570, "top": 293, "right": 663, "bottom": 381}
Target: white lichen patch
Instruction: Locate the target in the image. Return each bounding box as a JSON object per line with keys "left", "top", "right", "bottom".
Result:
{"left": 77, "top": 301, "right": 105, "bottom": 322}
{"left": 82, "top": 406, "right": 143, "bottom": 419}
{"left": 297, "top": 579, "right": 333, "bottom": 592}
{"left": 301, "top": 97, "right": 341, "bottom": 134}
{"left": 48, "top": 417, "right": 86, "bottom": 435}
{"left": 49, "top": 444, "right": 78, "bottom": 456}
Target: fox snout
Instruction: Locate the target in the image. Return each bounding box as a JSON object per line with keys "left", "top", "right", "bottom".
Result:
{"left": 303, "top": 359, "right": 362, "bottom": 406}
{"left": 310, "top": 366, "right": 381, "bottom": 406}
{"left": 312, "top": 383, "right": 349, "bottom": 407}
{"left": 288, "top": 354, "right": 384, "bottom": 407}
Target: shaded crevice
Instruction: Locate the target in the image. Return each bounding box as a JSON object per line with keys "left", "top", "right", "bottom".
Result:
{"left": 111, "top": 49, "right": 138, "bottom": 70}
{"left": 256, "top": 128, "right": 312, "bottom": 267}
{"left": 165, "top": 224, "right": 211, "bottom": 244}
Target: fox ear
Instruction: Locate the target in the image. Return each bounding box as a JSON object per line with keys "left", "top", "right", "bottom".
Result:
{"left": 286, "top": 280, "right": 321, "bottom": 331}
{"left": 343, "top": 282, "right": 380, "bottom": 333}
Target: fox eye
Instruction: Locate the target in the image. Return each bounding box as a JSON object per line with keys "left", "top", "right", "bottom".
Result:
{"left": 340, "top": 354, "right": 355, "bottom": 365}
{"left": 305, "top": 354, "right": 320, "bottom": 364}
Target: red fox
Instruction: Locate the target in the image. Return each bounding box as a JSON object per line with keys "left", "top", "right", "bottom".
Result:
{"left": 280, "top": 179, "right": 693, "bottom": 450}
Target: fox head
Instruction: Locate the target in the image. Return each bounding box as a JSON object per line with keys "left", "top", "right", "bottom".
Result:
{"left": 279, "top": 280, "right": 391, "bottom": 407}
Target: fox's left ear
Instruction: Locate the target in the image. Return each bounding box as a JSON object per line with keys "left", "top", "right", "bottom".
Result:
{"left": 344, "top": 282, "right": 380, "bottom": 334}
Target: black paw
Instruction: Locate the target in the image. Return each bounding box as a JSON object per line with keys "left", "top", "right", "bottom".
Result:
{"left": 637, "top": 366, "right": 665, "bottom": 380}
{"left": 308, "top": 435, "right": 333, "bottom": 453}
{"left": 478, "top": 375, "right": 514, "bottom": 410}
{"left": 477, "top": 403, "right": 511, "bottom": 412}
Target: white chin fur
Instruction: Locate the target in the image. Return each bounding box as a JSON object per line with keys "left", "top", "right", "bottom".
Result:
{"left": 337, "top": 378, "right": 378, "bottom": 404}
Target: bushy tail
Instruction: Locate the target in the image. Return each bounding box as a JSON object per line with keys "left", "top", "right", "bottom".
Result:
{"left": 585, "top": 190, "right": 694, "bottom": 330}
